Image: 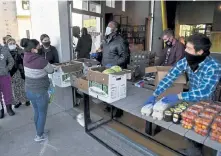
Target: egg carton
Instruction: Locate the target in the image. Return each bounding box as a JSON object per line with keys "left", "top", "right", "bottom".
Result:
{"left": 141, "top": 104, "right": 153, "bottom": 116}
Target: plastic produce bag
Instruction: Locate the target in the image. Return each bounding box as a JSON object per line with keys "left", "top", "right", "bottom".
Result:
{"left": 153, "top": 98, "right": 170, "bottom": 112}
{"left": 152, "top": 98, "right": 170, "bottom": 120}
{"left": 141, "top": 104, "right": 153, "bottom": 116}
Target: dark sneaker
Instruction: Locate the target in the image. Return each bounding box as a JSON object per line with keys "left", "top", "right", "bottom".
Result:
{"left": 14, "top": 103, "right": 22, "bottom": 108}
{"left": 25, "top": 101, "right": 31, "bottom": 106}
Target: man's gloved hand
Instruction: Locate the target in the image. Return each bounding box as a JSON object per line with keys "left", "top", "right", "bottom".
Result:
{"left": 105, "top": 64, "right": 112, "bottom": 68}
{"left": 90, "top": 53, "right": 98, "bottom": 59}
{"left": 144, "top": 95, "right": 156, "bottom": 105}
{"left": 162, "top": 94, "right": 179, "bottom": 106}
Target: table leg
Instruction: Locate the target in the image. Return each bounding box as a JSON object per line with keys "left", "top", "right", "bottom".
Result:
{"left": 72, "top": 87, "right": 77, "bottom": 107}
{"left": 83, "top": 93, "right": 90, "bottom": 132}
{"left": 145, "top": 121, "right": 152, "bottom": 135}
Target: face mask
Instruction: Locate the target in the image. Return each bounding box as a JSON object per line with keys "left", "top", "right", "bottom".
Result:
{"left": 105, "top": 27, "right": 112, "bottom": 36}
{"left": 165, "top": 40, "right": 172, "bottom": 47}
{"left": 42, "top": 41, "right": 51, "bottom": 48}
{"left": 8, "top": 45, "right": 16, "bottom": 51}
{"left": 185, "top": 51, "right": 208, "bottom": 71}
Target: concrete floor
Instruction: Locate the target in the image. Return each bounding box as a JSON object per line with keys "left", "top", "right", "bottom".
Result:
{"left": 0, "top": 103, "right": 116, "bottom": 156}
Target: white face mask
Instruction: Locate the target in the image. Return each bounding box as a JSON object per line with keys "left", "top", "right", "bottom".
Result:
{"left": 8, "top": 44, "right": 16, "bottom": 51}
{"left": 105, "top": 27, "right": 112, "bottom": 36}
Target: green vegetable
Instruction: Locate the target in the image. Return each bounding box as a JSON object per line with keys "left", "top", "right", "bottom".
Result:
{"left": 110, "top": 66, "right": 122, "bottom": 72}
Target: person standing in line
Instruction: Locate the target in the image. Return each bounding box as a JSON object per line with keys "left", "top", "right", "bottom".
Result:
{"left": 75, "top": 27, "right": 92, "bottom": 59}
{"left": 21, "top": 38, "right": 54, "bottom": 142}
{"left": 0, "top": 43, "right": 15, "bottom": 119}
{"left": 6, "top": 38, "right": 30, "bottom": 108}
{"left": 39, "top": 34, "right": 59, "bottom": 64}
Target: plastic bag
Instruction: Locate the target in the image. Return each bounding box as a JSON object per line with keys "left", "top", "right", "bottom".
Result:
{"left": 141, "top": 104, "right": 153, "bottom": 116}
{"left": 153, "top": 98, "right": 170, "bottom": 112}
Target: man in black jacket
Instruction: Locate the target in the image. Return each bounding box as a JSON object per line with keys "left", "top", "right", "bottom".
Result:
{"left": 101, "top": 21, "right": 129, "bottom": 68}
{"left": 101, "top": 21, "right": 129, "bottom": 117}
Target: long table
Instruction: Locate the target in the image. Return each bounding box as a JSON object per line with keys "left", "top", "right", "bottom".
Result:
{"left": 73, "top": 82, "right": 221, "bottom": 156}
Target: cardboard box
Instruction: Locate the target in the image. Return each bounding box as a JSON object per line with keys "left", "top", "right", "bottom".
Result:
{"left": 74, "top": 58, "right": 100, "bottom": 76}
{"left": 145, "top": 66, "right": 187, "bottom": 98}
{"left": 123, "top": 69, "right": 132, "bottom": 80}
{"left": 87, "top": 67, "right": 127, "bottom": 103}
{"left": 75, "top": 77, "right": 88, "bottom": 91}
{"left": 52, "top": 61, "right": 83, "bottom": 88}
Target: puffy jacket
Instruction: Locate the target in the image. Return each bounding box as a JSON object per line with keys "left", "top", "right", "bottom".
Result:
{"left": 0, "top": 44, "right": 14, "bottom": 76}
{"left": 101, "top": 33, "right": 129, "bottom": 68}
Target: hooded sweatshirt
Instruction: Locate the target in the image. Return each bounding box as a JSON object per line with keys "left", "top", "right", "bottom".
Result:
{"left": 75, "top": 34, "right": 92, "bottom": 59}
{"left": 0, "top": 44, "right": 14, "bottom": 76}
{"left": 23, "top": 52, "right": 54, "bottom": 93}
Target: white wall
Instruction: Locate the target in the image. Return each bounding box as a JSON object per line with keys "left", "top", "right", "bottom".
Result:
{"left": 30, "top": 0, "right": 61, "bottom": 57}
{"left": 17, "top": 18, "right": 32, "bottom": 39}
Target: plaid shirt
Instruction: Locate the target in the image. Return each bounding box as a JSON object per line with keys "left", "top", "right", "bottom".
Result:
{"left": 153, "top": 56, "right": 221, "bottom": 102}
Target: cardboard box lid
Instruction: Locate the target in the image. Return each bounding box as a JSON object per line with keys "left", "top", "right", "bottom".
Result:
{"left": 145, "top": 66, "right": 186, "bottom": 84}
{"left": 87, "top": 67, "right": 126, "bottom": 85}
{"left": 54, "top": 61, "right": 83, "bottom": 73}
{"left": 74, "top": 58, "right": 99, "bottom": 67}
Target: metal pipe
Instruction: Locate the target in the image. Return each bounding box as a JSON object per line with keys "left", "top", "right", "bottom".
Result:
{"left": 149, "top": 0, "right": 155, "bottom": 51}
{"left": 161, "top": 0, "right": 168, "bottom": 30}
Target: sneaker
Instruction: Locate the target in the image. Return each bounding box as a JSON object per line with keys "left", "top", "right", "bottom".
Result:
{"left": 14, "top": 103, "right": 22, "bottom": 109}
{"left": 34, "top": 133, "right": 48, "bottom": 142}
{"left": 25, "top": 101, "right": 31, "bottom": 106}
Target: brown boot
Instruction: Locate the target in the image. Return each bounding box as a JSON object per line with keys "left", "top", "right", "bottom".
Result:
{"left": 6, "top": 105, "right": 15, "bottom": 116}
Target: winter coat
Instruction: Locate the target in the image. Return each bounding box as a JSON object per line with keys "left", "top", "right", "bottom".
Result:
{"left": 76, "top": 34, "right": 92, "bottom": 59}
{"left": 101, "top": 33, "right": 129, "bottom": 68}
{"left": 0, "top": 44, "right": 14, "bottom": 76}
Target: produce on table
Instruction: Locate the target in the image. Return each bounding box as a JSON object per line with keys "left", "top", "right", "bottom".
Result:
{"left": 214, "top": 115, "right": 221, "bottom": 122}
{"left": 102, "top": 69, "right": 116, "bottom": 74}
{"left": 195, "top": 117, "right": 212, "bottom": 128}
{"left": 181, "top": 120, "right": 193, "bottom": 129}
{"left": 110, "top": 66, "right": 122, "bottom": 72}
{"left": 205, "top": 105, "right": 221, "bottom": 114}
{"left": 187, "top": 106, "right": 203, "bottom": 115}
{"left": 211, "top": 121, "right": 221, "bottom": 132}
{"left": 181, "top": 111, "right": 198, "bottom": 120}
{"left": 173, "top": 113, "right": 182, "bottom": 124}
{"left": 210, "top": 130, "right": 221, "bottom": 143}
{"left": 210, "top": 104, "right": 221, "bottom": 110}
{"left": 199, "top": 110, "right": 216, "bottom": 120}
{"left": 163, "top": 102, "right": 188, "bottom": 122}
{"left": 181, "top": 111, "right": 197, "bottom": 129}
{"left": 164, "top": 110, "right": 173, "bottom": 122}
{"left": 193, "top": 103, "right": 206, "bottom": 110}
{"left": 194, "top": 126, "right": 208, "bottom": 136}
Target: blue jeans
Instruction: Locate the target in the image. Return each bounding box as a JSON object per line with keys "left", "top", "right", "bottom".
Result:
{"left": 26, "top": 90, "right": 49, "bottom": 136}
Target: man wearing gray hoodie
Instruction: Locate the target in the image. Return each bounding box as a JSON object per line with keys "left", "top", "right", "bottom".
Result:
{"left": 0, "top": 44, "right": 15, "bottom": 118}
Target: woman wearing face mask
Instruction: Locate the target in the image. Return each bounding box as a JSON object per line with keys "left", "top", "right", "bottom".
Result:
{"left": 7, "top": 38, "right": 30, "bottom": 108}
{"left": 21, "top": 38, "right": 54, "bottom": 142}
{"left": 0, "top": 40, "right": 15, "bottom": 118}
{"left": 75, "top": 27, "right": 92, "bottom": 59}
{"left": 39, "top": 34, "right": 59, "bottom": 64}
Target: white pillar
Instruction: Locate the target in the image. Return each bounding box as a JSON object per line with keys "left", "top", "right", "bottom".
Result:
{"left": 29, "top": 0, "right": 73, "bottom": 110}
